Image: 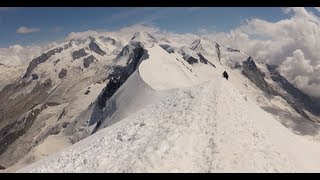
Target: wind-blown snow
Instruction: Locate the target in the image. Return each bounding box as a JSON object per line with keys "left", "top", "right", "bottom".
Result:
{"left": 18, "top": 78, "right": 320, "bottom": 173}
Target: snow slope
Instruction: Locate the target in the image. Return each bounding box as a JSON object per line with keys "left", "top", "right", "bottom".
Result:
{"left": 139, "top": 44, "right": 198, "bottom": 90}
{"left": 19, "top": 78, "right": 320, "bottom": 173}
{"left": 87, "top": 70, "right": 168, "bottom": 133}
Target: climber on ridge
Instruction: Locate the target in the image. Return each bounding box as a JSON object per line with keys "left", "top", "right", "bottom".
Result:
{"left": 222, "top": 71, "right": 229, "bottom": 80}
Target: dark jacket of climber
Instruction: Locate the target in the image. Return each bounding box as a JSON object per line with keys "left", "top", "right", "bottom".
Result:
{"left": 222, "top": 71, "right": 229, "bottom": 80}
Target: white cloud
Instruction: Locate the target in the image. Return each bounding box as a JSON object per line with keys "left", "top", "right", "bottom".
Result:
{"left": 0, "top": 45, "right": 43, "bottom": 66}
{"left": 279, "top": 49, "right": 314, "bottom": 81}
{"left": 16, "top": 26, "right": 40, "bottom": 34}
{"left": 202, "top": 7, "right": 320, "bottom": 97}
{"left": 66, "top": 24, "right": 161, "bottom": 45}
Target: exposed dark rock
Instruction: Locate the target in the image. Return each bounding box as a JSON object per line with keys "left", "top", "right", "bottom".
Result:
{"left": 23, "top": 47, "right": 63, "bottom": 78}
{"left": 83, "top": 55, "right": 96, "bottom": 68}
{"left": 0, "top": 103, "right": 49, "bottom": 156}
{"left": 215, "top": 43, "right": 221, "bottom": 63}
{"left": 46, "top": 102, "right": 60, "bottom": 106}
{"left": 84, "top": 89, "right": 90, "bottom": 95}
{"left": 179, "top": 50, "right": 215, "bottom": 67}
{"left": 58, "top": 69, "right": 67, "bottom": 79}
{"left": 31, "top": 74, "right": 38, "bottom": 80}
{"left": 175, "top": 58, "right": 193, "bottom": 73}
{"left": 189, "top": 39, "right": 202, "bottom": 51}
{"left": 232, "top": 62, "right": 242, "bottom": 69}
{"left": 72, "top": 48, "right": 88, "bottom": 60}
{"left": 242, "top": 56, "right": 275, "bottom": 95}
{"left": 241, "top": 57, "right": 312, "bottom": 120}
{"left": 0, "top": 165, "right": 5, "bottom": 170}
{"left": 227, "top": 47, "right": 240, "bottom": 52}
{"left": 89, "top": 40, "right": 106, "bottom": 56}
{"left": 159, "top": 44, "right": 174, "bottom": 54}
{"left": 267, "top": 64, "right": 320, "bottom": 116}
{"left": 53, "top": 59, "right": 61, "bottom": 66}
{"left": 97, "top": 42, "right": 148, "bottom": 111}
{"left": 0, "top": 78, "right": 52, "bottom": 132}
{"left": 185, "top": 56, "right": 198, "bottom": 64}
{"left": 62, "top": 122, "right": 70, "bottom": 128}
{"left": 198, "top": 53, "right": 216, "bottom": 67}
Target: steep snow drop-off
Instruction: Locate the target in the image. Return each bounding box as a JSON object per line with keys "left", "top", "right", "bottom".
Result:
{"left": 19, "top": 78, "right": 320, "bottom": 172}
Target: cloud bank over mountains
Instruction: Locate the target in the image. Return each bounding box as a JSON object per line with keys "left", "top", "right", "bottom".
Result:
{"left": 204, "top": 7, "right": 320, "bottom": 97}
{"left": 1, "top": 7, "right": 320, "bottom": 97}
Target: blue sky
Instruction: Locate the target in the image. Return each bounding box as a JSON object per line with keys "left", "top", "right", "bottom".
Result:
{"left": 0, "top": 7, "right": 317, "bottom": 48}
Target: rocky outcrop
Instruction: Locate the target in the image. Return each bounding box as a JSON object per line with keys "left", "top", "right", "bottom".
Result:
{"left": 179, "top": 49, "right": 215, "bottom": 67}
{"left": 0, "top": 103, "right": 48, "bottom": 156}
{"left": 198, "top": 53, "right": 216, "bottom": 67}
{"left": 58, "top": 69, "right": 67, "bottom": 79}
{"left": 31, "top": 74, "right": 38, "bottom": 80}
{"left": 97, "top": 42, "right": 148, "bottom": 110}
{"left": 89, "top": 39, "right": 106, "bottom": 56}
{"left": 242, "top": 56, "right": 275, "bottom": 95}
{"left": 159, "top": 44, "right": 174, "bottom": 54}
{"left": 83, "top": 55, "right": 96, "bottom": 68}
{"left": 215, "top": 43, "right": 221, "bottom": 63}
{"left": 241, "top": 57, "right": 312, "bottom": 120}
{"left": 72, "top": 48, "right": 88, "bottom": 60}
{"left": 23, "top": 47, "right": 63, "bottom": 78}
{"left": 189, "top": 39, "right": 202, "bottom": 51}
{"left": 82, "top": 41, "right": 149, "bottom": 135}
{"left": 53, "top": 59, "right": 60, "bottom": 66}
{"left": 267, "top": 64, "right": 320, "bottom": 117}
{"left": 0, "top": 79, "right": 52, "bottom": 130}
{"left": 227, "top": 47, "right": 240, "bottom": 52}
{"left": 0, "top": 78, "right": 53, "bottom": 167}
{"left": 185, "top": 56, "right": 198, "bottom": 65}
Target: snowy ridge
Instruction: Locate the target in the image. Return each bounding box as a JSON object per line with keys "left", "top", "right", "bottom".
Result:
{"left": 19, "top": 78, "right": 320, "bottom": 172}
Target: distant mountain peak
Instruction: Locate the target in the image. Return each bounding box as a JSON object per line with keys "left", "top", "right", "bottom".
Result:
{"left": 88, "top": 36, "right": 96, "bottom": 42}
{"left": 131, "top": 32, "right": 158, "bottom": 45}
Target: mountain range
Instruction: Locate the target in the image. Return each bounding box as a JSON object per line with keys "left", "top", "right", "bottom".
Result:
{"left": 0, "top": 31, "right": 320, "bottom": 172}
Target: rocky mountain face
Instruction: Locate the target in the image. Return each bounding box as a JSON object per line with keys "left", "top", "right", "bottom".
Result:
{"left": 240, "top": 55, "right": 317, "bottom": 121}
{"left": 0, "top": 35, "right": 123, "bottom": 169}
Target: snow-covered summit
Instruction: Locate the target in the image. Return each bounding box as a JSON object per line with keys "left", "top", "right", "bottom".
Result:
{"left": 130, "top": 32, "right": 158, "bottom": 47}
